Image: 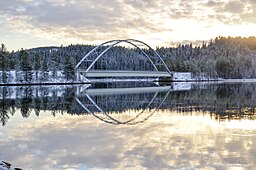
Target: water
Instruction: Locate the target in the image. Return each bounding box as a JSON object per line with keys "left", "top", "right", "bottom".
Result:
{"left": 0, "top": 82, "right": 256, "bottom": 169}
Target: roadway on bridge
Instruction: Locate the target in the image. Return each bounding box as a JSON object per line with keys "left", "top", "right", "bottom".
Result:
{"left": 77, "top": 70, "right": 172, "bottom": 78}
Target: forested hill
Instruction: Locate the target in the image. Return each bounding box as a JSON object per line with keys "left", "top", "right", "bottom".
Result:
{"left": 157, "top": 36, "right": 256, "bottom": 78}
{"left": 0, "top": 36, "right": 256, "bottom": 83}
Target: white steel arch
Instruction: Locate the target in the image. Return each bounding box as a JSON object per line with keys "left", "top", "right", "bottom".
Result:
{"left": 75, "top": 39, "right": 171, "bottom": 74}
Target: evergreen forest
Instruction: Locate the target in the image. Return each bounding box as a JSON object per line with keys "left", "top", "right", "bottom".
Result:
{"left": 1, "top": 36, "right": 256, "bottom": 83}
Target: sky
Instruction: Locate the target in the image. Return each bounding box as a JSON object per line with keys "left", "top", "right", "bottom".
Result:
{"left": 0, "top": 0, "right": 256, "bottom": 50}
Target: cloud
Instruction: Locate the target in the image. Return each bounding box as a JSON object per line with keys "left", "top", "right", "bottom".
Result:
{"left": 0, "top": 0, "right": 173, "bottom": 44}
{"left": 201, "top": 0, "right": 256, "bottom": 24}
{"left": 222, "top": 1, "right": 244, "bottom": 13}
{"left": 0, "top": 0, "right": 256, "bottom": 48}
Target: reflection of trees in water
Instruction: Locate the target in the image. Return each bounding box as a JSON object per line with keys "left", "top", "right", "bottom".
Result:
{"left": 64, "top": 87, "right": 76, "bottom": 114}
{"left": 1, "top": 83, "right": 256, "bottom": 125}
{"left": 20, "top": 87, "right": 32, "bottom": 118}
{"left": 169, "top": 101, "right": 256, "bottom": 121}
{"left": 0, "top": 100, "right": 9, "bottom": 126}
{"left": 165, "top": 83, "right": 256, "bottom": 121}
{"left": 214, "top": 107, "right": 256, "bottom": 121}
{"left": 34, "top": 98, "right": 41, "bottom": 116}
{"left": 0, "top": 87, "right": 13, "bottom": 126}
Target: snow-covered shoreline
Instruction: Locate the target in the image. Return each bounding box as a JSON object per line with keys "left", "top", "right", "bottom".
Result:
{"left": 2, "top": 70, "right": 256, "bottom": 85}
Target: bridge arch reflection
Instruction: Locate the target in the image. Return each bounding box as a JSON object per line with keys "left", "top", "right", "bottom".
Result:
{"left": 76, "top": 84, "right": 172, "bottom": 125}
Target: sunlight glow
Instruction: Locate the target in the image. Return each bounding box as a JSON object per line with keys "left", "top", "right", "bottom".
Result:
{"left": 224, "top": 119, "right": 256, "bottom": 130}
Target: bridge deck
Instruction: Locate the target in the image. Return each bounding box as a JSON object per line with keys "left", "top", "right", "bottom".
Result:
{"left": 77, "top": 70, "right": 172, "bottom": 78}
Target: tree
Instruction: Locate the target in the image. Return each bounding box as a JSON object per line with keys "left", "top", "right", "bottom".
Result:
{"left": 8, "top": 51, "right": 16, "bottom": 70}
{"left": 20, "top": 49, "right": 32, "bottom": 82}
{"left": 63, "top": 54, "right": 75, "bottom": 81}
{"left": 216, "top": 57, "right": 232, "bottom": 78}
{"left": 50, "top": 52, "right": 60, "bottom": 81}
{"left": 34, "top": 53, "right": 41, "bottom": 81}
{"left": 0, "top": 44, "right": 10, "bottom": 83}
{"left": 41, "top": 57, "right": 49, "bottom": 82}
{"left": 205, "top": 58, "right": 217, "bottom": 78}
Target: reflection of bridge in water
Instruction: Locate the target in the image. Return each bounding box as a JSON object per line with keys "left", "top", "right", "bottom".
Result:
{"left": 76, "top": 83, "right": 174, "bottom": 125}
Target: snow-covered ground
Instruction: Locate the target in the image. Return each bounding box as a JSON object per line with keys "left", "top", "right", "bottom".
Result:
{"left": 0, "top": 70, "right": 221, "bottom": 85}
{"left": 0, "top": 70, "right": 72, "bottom": 84}
{"left": 173, "top": 72, "right": 192, "bottom": 81}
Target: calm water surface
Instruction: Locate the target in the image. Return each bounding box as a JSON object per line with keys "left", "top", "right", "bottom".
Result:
{"left": 0, "top": 82, "right": 256, "bottom": 169}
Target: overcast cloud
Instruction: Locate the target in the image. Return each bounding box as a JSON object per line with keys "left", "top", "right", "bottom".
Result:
{"left": 0, "top": 0, "right": 256, "bottom": 49}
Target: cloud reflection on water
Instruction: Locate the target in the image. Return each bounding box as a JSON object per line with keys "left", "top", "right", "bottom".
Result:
{"left": 0, "top": 110, "right": 256, "bottom": 169}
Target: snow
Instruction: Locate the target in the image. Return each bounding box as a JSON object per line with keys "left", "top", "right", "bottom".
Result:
{"left": 173, "top": 72, "right": 192, "bottom": 81}
{"left": 0, "top": 70, "right": 70, "bottom": 84}
{"left": 0, "top": 70, "right": 220, "bottom": 85}
{"left": 171, "top": 72, "right": 219, "bottom": 82}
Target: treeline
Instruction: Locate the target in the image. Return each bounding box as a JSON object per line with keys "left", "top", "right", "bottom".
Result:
{"left": 157, "top": 36, "right": 256, "bottom": 78}
{"left": 1, "top": 36, "right": 256, "bottom": 83}
{"left": 0, "top": 44, "right": 77, "bottom": 83}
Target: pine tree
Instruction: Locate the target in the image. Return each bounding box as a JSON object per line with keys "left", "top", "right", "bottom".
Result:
{"left": 8, "top": 51, "right": 16, "bottom": 70}
{"left": 41, "top": 57, "right": 49, "bottom": 82}
{"left": 50, "top": 52, "right": 60, "bottom": 81}
{"left": 63, "top": 54, "right": 75, "bottom": 81}
{"left": 0, "top": 44, "right": 9, "bottom": 83}
{"left": 34, "top": 53, "right": 41, "bottom": 81}
{"left": 20, "top": 49, "right": 32, "bottom": 83}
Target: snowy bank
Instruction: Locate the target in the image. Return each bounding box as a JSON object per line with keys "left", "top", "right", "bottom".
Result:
{"left": 0, "top": 71, "right": 220, "bottom": 85}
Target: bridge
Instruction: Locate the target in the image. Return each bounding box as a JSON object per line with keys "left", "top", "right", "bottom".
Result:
{"left": 75, "top": 39, "right": 172, "bottom": 82}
